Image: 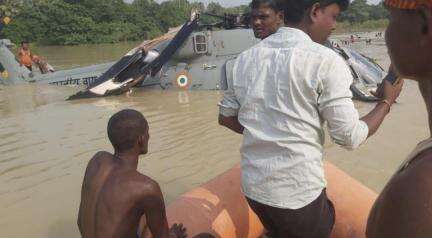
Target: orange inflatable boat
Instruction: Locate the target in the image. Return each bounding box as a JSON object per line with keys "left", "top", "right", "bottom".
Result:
{"left": 166, "top": 162, "right": 377, "bottom": 238}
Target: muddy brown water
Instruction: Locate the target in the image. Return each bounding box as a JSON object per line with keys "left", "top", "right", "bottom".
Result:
{"left": 0, "top": 36, "right": 429, "bottom": 238}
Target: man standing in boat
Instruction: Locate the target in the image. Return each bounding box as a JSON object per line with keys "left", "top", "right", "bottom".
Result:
{"left": 367, "top": 0, "right": 432, "bottom": 237}
{"left": 219, "top": 0, "right": 403, "bottom": 237}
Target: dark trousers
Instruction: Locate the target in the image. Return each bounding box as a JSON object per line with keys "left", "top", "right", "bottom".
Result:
{"left": 246, "top": 189, "right": 335, "bottom": 238}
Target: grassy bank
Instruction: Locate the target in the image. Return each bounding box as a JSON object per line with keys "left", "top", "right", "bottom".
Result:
{"left": 335, "top": 19, "right": 389, "bottom": 33}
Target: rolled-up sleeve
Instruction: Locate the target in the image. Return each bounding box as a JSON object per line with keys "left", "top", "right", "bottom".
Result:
{"left": 218, "top": 60, "right": 240, "bottom": 117}
{"left": 318, "top": 56, "right": 369, "bottom": 150}
{"left": 219, "top": 91, "right": 240, "bottom": 117}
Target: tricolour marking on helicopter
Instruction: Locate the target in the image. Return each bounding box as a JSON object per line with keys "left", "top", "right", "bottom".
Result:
{"left": 175, "top": 71, "right": 191, "bottom": 89}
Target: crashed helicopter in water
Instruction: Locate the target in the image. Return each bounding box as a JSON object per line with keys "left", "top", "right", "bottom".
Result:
{"left": 0, "top": 15, "right": 192, "bottom": 94}
{"left": 0, "top": 12, "right": 386, "bottom": 101}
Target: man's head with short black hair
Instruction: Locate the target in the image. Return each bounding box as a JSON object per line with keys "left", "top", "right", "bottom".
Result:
{"left": 282, "top": 0, "right": 348, "bottom": 24}
{"left": 107, "top": 109, "right": 149, "bottom": 154}
{"left": 282, "top": 0, "right": 349, "bottom": 44}
{"left": 250, "top": 0, "right": 285, "bottom": 39}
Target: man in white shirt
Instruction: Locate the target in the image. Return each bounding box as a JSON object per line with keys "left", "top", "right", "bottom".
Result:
{"left": 219, "top": 0, "right": 404, "bottom": 237}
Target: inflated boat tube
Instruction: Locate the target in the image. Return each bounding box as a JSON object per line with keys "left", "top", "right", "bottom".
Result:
{"left": 166, "top": 162, "right": 377, "bottom": 238}
{"left": 325, "top": 162, "right": 377, "bottom": 238}
{"left": 166, "top": 165, "right": 263, "bottom": 238}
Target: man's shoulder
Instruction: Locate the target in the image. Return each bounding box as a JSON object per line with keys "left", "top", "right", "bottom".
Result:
{"left": 127, "top": 172, "right": 161, "bottom": 197}
{"left": 87, "top": 151, "right": 113, "bottom": 167}
{"left": 387, "top": 149, "right": 432, "bottom": 196}
{"left": 237, "top": 41, "right": 263, "bottom": 59}
{"left": 299, "top": 41, "right": 340, "bottom": 62}
{"left": 82, "top": 152, "right": 114, "bottom": 182}
{"left": 403, "top": 148, "right": 432, "bottom": 179}
{"left": 369, "top": 150, "right": 432, "bottom": 236}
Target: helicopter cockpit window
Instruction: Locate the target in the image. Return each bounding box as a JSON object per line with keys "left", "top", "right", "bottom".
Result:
{"left": 193, "top": 34, "right": 207, "bottom": 54}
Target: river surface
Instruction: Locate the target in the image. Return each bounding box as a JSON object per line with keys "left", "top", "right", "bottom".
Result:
{"left": 0, "top": 34, "right": 430, "bottom": 238}
{"left": 32, "top": 41, "right": 141, "bottom": 70}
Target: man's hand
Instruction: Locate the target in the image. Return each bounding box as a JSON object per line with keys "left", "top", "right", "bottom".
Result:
{"left": 218, "top": 114, "right": 244, "bottom": 134}
{"left": 361, "top": 77, "right": 404, "bottom": 137}
{"left": 372, "top": 65, "right": 404, "bottom": 102}
{"left": 382, "top": 78, "right": 404, "bottom": 105}
{"left": 169, "top": 223, "right": 187, "bottom": 238}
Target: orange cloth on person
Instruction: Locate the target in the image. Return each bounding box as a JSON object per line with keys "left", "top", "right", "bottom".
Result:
{"left": 19, "top": 48, "right": 32, "bottom": 67}
{"left": 385, "top": 0, "right": 432, "bottom": 9}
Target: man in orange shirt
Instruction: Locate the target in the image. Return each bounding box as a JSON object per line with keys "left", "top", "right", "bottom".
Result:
{"left": 18, "top": 41, "right": 34, "bottom": 71}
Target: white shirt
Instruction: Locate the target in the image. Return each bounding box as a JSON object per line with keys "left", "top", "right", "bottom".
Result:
{"left": 219, "top": 27, "right": 369, "bottom": 209}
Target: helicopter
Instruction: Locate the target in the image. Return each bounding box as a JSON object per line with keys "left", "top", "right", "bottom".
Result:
{"left": 0, "top": 12, "right": 385, "bottom": 102}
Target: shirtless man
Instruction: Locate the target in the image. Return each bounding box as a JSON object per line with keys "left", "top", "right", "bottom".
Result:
{"left": 366, "top": 1, "right": 432, "bottom": 237}
{"left": 78, "top": 109, "right": 191, "bottom": 238}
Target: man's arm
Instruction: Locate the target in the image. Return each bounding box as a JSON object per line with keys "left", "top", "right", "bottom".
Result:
{"left": 77, "top": 154, "right": 103, "bottom": 236}
{"left": 140, "top": 180, "right": 185, "bottom": 238}
{"left": 361, "top": 76, "right": 404, "bottom": 137}
{"left": 418, "top": 79, "right": 432, "bottom": 136}
{"left": 218, "top": 58, "right": 242, "bottom": 134}
{"left": 218, "top": 114, "right": 244, "bottom": 134}
{"left": 318, "top": 56, "right": 402, "bottom": 149}
{"left": 77, "top": 184, "right": 85, "bottom": 235}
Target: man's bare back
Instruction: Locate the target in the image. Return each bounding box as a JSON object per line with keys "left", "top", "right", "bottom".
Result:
{"left": 78, "top": 110, "right": 214, "bottom": 238}
{"left": 78, "top": 110, "right": 186, "bottom": 238}
{"left": 78, "top": 151, "right": 170, "bottom": 238}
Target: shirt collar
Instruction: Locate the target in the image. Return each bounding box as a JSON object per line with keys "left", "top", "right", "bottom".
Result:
{"left": 278, "top": 27, "right": 312, "bottom": 41}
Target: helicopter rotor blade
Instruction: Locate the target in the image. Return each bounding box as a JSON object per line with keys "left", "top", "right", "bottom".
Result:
{"left": 140, "top": 15, "right": 199, "bottom": 76}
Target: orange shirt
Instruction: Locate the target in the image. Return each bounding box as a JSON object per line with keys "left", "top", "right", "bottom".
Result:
{"left": 385, "top": 0, "right": 432, "bottom": 9}
{"left": 18, "top": 48, "right": 32, "bottom": 67}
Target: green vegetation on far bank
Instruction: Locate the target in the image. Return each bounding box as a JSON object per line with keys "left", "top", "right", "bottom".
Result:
{"left": 0, "top": 0, "right": 389, "bottom": 46}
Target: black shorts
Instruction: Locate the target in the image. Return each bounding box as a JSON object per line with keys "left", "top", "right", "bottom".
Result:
{"left": 246, "top": 189, "right": 335, "bottom": 238}
{"left": 25, "top": 65, "right": 33, "bottom": 71}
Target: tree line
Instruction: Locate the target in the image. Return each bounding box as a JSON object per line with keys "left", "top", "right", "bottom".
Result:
{"left": 0, "top": 0, "right": 388, "bottom": 46}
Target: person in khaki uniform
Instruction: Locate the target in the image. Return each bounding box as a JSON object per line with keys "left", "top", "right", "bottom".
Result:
{"left": 367, "top": 1, "right": 432, "bottom": 238}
